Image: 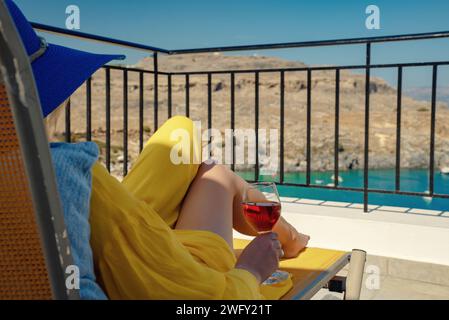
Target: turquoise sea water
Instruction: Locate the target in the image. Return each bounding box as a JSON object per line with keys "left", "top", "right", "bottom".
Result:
{"left": 237, "top": 169, "right": 449, "bottom": 212}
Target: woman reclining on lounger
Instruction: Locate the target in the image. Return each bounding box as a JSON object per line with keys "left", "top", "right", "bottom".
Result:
{"left": 86, "top": 115, "right": 310, "bottom": 299}
{"left": 7, "top": 0, "right": 309, "bottom": 300}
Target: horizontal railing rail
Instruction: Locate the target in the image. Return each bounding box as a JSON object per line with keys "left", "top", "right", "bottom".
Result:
{"left": 35, "top": 23, "right": 449, "bottom": 212}
{"left": 33, "top": 22, "right": 449, "bottom": 55}
{"left": 32, "top": 22, "right": 170, "bottom": 54}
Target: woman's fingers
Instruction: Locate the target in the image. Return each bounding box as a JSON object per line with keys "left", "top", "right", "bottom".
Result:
{"left": 270, "top": 234, "right": 284, "bottom": 259}
{"left": 279, "top": 249, "right": 285, "bottom": 259}
{"left": 235, "top": 232, "right": 281, "bottom": 283}
{"left": 275, "top": 242, "right": 284, "bottom": 259}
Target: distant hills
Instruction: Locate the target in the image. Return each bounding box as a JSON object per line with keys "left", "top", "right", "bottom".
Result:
{"left": 47, "top": 53, "right": 449, "bottom": 177}
{"left": 404, "top": 86, "right": 449, "bottom": 106}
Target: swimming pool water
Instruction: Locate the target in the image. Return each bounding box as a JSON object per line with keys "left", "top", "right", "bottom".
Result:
{"left": 237, "top": 169, "right": 449, "bottom": 211}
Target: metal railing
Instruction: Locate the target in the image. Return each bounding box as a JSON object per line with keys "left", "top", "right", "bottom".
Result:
{"left": 33, "top": 22, "right": 449, "bottom": 212}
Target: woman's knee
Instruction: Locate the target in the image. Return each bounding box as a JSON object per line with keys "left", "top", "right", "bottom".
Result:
{"left": 196, "top": 163, "right": 236, "bottom": 192}
{"left": 152, "top": 116, "right": 195, "bottom": 142}
{"left": 163, "top": 116, "right": 194, "bottom": 132}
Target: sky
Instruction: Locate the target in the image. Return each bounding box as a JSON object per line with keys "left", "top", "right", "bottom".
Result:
{"left": 14, "top": 0, "right": 449, "bottom": 87}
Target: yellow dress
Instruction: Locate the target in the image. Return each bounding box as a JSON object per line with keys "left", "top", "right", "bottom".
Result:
{"left": 89, "top": 116, "right": 262, "bottom": 299}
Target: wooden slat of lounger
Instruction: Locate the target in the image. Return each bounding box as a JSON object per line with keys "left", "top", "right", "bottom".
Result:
{"left": 233, "top": 238, "right": 350, "bottom": 300}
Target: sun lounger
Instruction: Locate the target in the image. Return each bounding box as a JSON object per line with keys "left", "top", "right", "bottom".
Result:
{"left": 234, "top": 239, "right": 365, "bottom": 300}
{"left": 0, "top": 2, "right": 78, "bottom": 299}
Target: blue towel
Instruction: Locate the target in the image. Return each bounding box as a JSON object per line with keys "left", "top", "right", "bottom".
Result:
{"left": 50, "top": 142, "right": 107, "bottom": 300}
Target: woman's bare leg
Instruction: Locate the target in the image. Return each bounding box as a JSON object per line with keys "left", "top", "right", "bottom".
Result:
{"left": 175, "top": 163, "right": 243, "bottom": 248}
{"left": 176, "top": 163, "right": 309, "bottom": 256}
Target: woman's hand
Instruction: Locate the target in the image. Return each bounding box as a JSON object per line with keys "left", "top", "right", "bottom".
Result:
{"left": 235, "top": 232, "right": 283, "bottom": 283}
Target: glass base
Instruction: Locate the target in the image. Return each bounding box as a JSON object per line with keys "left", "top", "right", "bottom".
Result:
{"left": 262, "top": 270, "right": 290, "bottom": 285}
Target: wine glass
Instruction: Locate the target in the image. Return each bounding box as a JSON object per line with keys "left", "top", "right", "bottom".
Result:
{"left": 241, "top": 182, "right": 290, "bottom": 285}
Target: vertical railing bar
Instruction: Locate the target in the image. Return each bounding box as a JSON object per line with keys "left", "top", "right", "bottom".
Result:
{"left": 153, "top": 52, "right": 159, "bottom": 131}
{"left": 168, "top": 74, "right": 172, "bottom": 118}
{"left": 185, "top": 74, "right": 190, "bottom": 117}
{"left": 139, "top": 71, "right": 144, "bottom": 153}
{"left": 334, "top": 69, "right": 340, "bottom": 187}
{"left": 207, "top": 73, "right": 212, "bottom": 157}
{"left": 65, "top": 98, "right": 71, "bottom": 143}
{"left": 86, "top": 78, "right": 92, "bottom": 141}
{"left": 280, "top": 71, "right": 285, "bottom": 184}
{"left": 255, "top": 71, "right": 260, "bottom": 181}
{"left": 231, "top": 72, "right": 235, "bottom": 172}
{"left": 208, "top": 73, "right": 212, "bottom": 129}
{"left": 105, "top": 68, "right": 111, "bottom": 172}
{"left": 395, "top": 66, "right": 403, "bottom": 191}
{"left": 306, "top": 69, "right": 312, "bottom": 186}
{"left": 363, "top": 42, "right": 372, "bottom": 212}
{"left": 429, "top": 64, "right": 438, "bottom": 196}
{"left": 123, "top": 69, "right": 128, "bottom": 176}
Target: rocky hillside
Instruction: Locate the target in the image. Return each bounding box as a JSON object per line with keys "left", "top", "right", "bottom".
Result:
{"left": 47, "top": 53, "right": 449, "bottom": 177}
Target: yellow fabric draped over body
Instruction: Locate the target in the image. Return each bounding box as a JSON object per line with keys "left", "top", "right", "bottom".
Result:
{"left": 89, "top": 116, "right": 272, "bottom": 299}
